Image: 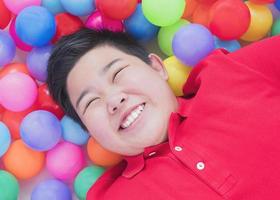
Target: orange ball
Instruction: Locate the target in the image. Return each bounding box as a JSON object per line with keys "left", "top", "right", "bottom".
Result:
{"left": 0, "top": 63, "right": 30, "bottom": 79}
{"left": 87, "top": 137, "right": 123, "bottom": 168}
{"left": 3, "top": 140, "right": 45, "bottom": 180}
{"left": 182, "top": 0, "right": 199, "bottom": 20}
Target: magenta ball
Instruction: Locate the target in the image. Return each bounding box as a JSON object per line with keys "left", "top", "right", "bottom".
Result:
{"left": 0, "top": 72, "right": 37, "bottom": 112}
{"left": 46, "top": 141, "right": 84, "bottom": 182}
{"left": 3, "top": 0, "right": 41, "bottom": 14}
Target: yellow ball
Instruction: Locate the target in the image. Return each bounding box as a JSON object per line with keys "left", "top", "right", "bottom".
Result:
{"left": 163, "top": 56, "right": 192, "bottom": 96}
{"left": 241, "top": 2, "right": 273, "bottom": 42}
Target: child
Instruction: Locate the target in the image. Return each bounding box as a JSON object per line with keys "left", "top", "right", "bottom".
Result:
{"left": 47, "top": 28, "right": 280, "bottom": 200}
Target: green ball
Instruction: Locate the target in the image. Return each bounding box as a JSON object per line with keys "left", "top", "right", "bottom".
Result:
{"left": 272, "top": 19, "right": 280, "bottom": 36}
{"left": 142, "top": 0, "right": 186, "bottom": 27}
{"left": 158, "top": 19, "right": 189, "bottom": 56}
{"left": 74, "top": 165, "right": 105, "bottom": 200}
{"left": 0, "top": 170, "right": 19, "bottom": 200}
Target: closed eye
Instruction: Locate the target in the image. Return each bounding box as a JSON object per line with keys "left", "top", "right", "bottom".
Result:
{"left": 113, "top": 65, "right": 129, "bottom": 82}
{"left": 83, "top": 97, "right": 99, "bottom": 114}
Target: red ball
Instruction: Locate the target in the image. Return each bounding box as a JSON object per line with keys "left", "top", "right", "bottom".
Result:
{"left": 96, "top": 0, "right": 138, "bottom": 20}
{"left": 208, "top": 0, "right": 251, "bottom": 40}
{"left": 249, "top": 0, "right": 275, "bottom": 4}
{"left": 0, "top": 0, "right": 11, "bottom": 29}
{"left": 0, "top": 63, "right": 30, "bottom": 79}
{"left": 196, "top": 0, "right": 218, "bottom": 4}
{"left": 192, "top": 3, "right": 212, "bottom": 27}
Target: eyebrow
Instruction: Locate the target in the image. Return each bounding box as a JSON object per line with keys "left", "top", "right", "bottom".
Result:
{"left": 75, "top": 58, "right": 122, "bottom": 109}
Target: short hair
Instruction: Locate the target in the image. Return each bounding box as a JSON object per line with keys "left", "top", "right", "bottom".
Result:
{"left": 47, "top": 28, "right": 151, "bottom": 130}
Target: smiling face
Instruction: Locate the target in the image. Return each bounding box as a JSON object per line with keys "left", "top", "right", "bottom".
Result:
{"left": 67, "top": 45, "right": 178, "bottom": 156}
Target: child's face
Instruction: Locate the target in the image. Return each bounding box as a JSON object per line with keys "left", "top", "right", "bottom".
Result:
{"left": 67, "top": 45, "right": 178, "bottom": 156}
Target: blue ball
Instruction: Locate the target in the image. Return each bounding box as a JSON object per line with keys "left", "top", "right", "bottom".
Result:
{"left": 60, "top": 0, "right": 95, "bottom": 16}
{"left": 124, "top": 4, "right": 159, "bottom": 42}
{"left": 27, "top": 45, "right": 53, "bottom": 82}
{"left": 31, "top": 179, "right": 72, "bottom": 200}
{"left": 42, "top": 0, "right": 65, "bottom": 14}
{"left": 15, "top": 6, "right": 56, "bottom": 47}
{"left": 20, "top": 110, "right": 62, "bottom": 151}
{"left": 275, "top": 0, "right": 280, "bottom": 11}
{"left": 61, "top": 115, "right": 89, "bottom": 146}
{"left": 0, "top": 31, "right": 16, "bottom": 67}
{"left": 214, "top": 37, "right": 241, "bottom": 52}
{"left": 0, "top": 122, "right": 11, "bottom": 157}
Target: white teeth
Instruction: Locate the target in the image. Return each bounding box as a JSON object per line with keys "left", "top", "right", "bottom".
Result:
{"left": 120, "top": 104, "right": 145, "bottom": 129}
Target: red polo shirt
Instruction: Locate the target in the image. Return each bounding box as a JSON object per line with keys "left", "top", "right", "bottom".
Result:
{"left": 87, "top": 35, "right": 280, "bottom": 200}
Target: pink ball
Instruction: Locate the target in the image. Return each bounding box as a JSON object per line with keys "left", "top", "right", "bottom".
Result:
{"left": 9, "top": 17, "right": 32, "bottom": 52}
{"left": 86, "top": 10, "right": 124, "bottom": 32}
{"left": 46, "top": 141, "right": 84, "bottom": 182}
{"left": 3, "top": 0, "right": 41, "bottom": 14}
{"left": 0, "top": 72, "right": 38, "bottom": 112}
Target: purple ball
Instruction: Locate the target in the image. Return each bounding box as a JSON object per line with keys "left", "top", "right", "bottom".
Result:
{"left": 0, "top": 31, "right": 16, "bottom": 67}
{"left": 27, "top": 45, "right": 52, "bottom": 82}
{"left": 172, "top": 23, "right": 215, "bottom": 66}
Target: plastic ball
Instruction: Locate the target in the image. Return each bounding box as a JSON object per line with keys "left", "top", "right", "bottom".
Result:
{"left": 250, "top": 0, "right": 275, "bottom": 4}
{"left": 42, "top": 0, "right": 65, "bottom": 15}
{"left": 172, "top": 23, "right": 215, "bottom": 66}
{"left": 275, "top": 0, "right": 280, "bottom": 10}
{"left": 61, "top": 115, "right": 89, "bottom": 146}
{"left": 124, "top": 4, "right": 159, "bottom": 42}
{"left": 142, "top": 0, "right": 185, "bottom": 26}
{"left": 0, "top": 63, "right": 30, "bottom": 79}
{"left": 0, "top": 122, "right": 11, "bottom": 157}
{"left": 74, "top": 166, "right": 105, "bottom": 200}
{"left": 163, "top": 56, "right": 192, "bottom": 96}
{"left": 9, "top": 17, "right": 32, "bottom": 52}
{"left": 3, "top": 139, "right": 45, "bottom": 180}
{"left": 0, "top": 170, "right": 19, "bottom": 200}
{"left": 86, "top": 10, "right": 124, "bottom": 32}
{"left": 272, "top": 18, "right": 280, "bottom": 36}
{"left": 269, "top": 4, "right": 280, "bottom": 19}
{"left": 87, "top": 137, "right": 123, "bottom": 167}
{"left": 52, "top": 13, "right": 83, "bottom": 43}
{"left": 214, "top": 37, "right": 241, "bottom": 52}
{"left": 20, "top": 110, "right": 62, "bottom": 151}
{"left": 209, "top": 0, "right": 251, "bottom": 40}
{"left": 158, "top": 19, "right": 189, "bottom": 56}
{"left": 3, "top": 0, "right": 41, "bottom": 14}
{"left": 27, "top": 45, "right": 52, "bottom": 82}
{"left": 96, "top": 0, "right": 138, "bottom": 20}
{"left": 46, "top": 141, "right": 84, "bottom": 182}
{"left": 191, "top": 3, "right": 212, "bottom": 27}
{"left": 241, "top": 2, "right": 273, "bottom": 41}
{"left": 31, "top": 179, "right": 72, "bottom": 200}
{"left": 60, "top": 0, "right": 95, "bottom": 16}
{"left": 0, "top": 31, "right": 16, "bottom": 67}
{"left": 0, "top": 72, "right": 38, "bottom": 112}
{"left": 15, "top": 6, "right": 56, "bottom": 47}
{"left": 182, "top": 0, "right": 199, "bottom": 20}
{"left": 0, "top": 0, "right": 11, "bottom": 29}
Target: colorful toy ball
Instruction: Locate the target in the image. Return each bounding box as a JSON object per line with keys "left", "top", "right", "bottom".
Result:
{"left": 0, "top": 170, "right": 19, "bottom": 200}
{"left": 0, "top": 31, "right": 16, "bottom": 67}
{"left": 96, "top": 0, "right": 138, "bottom": 20}
{"left": 3, "top": 0, "right": 41, "bottom": 14}
{"left": 60, "top": 0, "right": 95, "bottom": 16}
{"left": 31, "top": 179, "right": 72, "bottom": 200}
{"left": 0, "top": 72, "right": 38, "bottom": 112}
{"left": 27, "top": 45, "right": 52, "bottom": 82}
{"left": 214, "top": 37, "right": 241, "bottom": 52}
{"left": 61, "top": 115, "right": 89, "bottom": 146}
{"left": 3, "top": 139, "right": 45, "bottom": 180}
{"left": 0, "top": 122, "right": 11, "bottom": 157}
{"left": 275, "top": 0, "right": 280, "bottom": 11}
{"left": 74, "top": 166, "right": 105, "bottom": 200}
{"left": 41, "top": 0, "right": 65, "bottom": 15}
{"left": 172, "top": 23, "right": 215, "bottom": 66}
{"left": 15, "top": 6, "right": 56, "bottom": 47}
{"left": 250, "top": 0, "right": 275, "bottom": 4}
{"left": 0, "top": 0, "right": 11, "bottom": 29}
{"left": 208, "top": 0, "right": 251, "bottom": 40}
{"left": 142, "top": 0, "right": 185, "bottom": 26}
{"left": 20, "top": 110, "right": 62, "bottom": 151}
{"left": 272, "top": 18, "right": 280, "bottom": 36}
{"left": 124, "top": 4, "right": 159, "bottom": 42}
{"left": 46, "top": 141, "right": 84, "bottom": 182}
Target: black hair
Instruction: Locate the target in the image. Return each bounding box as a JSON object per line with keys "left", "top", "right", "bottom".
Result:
{"left": 47, "top": 28, "right": 151, "bottom": 130}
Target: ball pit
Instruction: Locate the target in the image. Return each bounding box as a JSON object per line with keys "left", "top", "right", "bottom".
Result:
{"left": 0, "top": 0, "right": 278, "bottom": 199}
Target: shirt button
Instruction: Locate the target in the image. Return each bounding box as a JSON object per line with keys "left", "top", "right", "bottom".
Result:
{"left": 174, "top": 146, "right": 183, "bottom": 152}
{"left": 196, "top": 162, "right": 205, "bottom": 170}
{"left": 148, "top": 152, "right": 156, "bottom": 157}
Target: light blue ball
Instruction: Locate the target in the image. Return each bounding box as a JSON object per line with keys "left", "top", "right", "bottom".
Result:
{"left": 214, "top": 37, "right": 241, "bottom": 52}
{"left": 15, "top": 6, "right": 56, "bottom": 47}
{"left": 0, "top": 31, "right": 16, "bottom": 67}
{"left": 61, "top": 115, "right": 89, "bottom": 145}
{"left": 0, "top": 122, "right": 11, "bottom": 157}
{"left": 42, "top": 0, "right": 65, "bottom": 15}
{"left": 60, "top": 0, "right": 95, "bottom": 16}
{"left": 124, "top": 4, "right": 159, "bottom": 42}
{"left": 31, "top": 179, "right": 72, "bottom": 200}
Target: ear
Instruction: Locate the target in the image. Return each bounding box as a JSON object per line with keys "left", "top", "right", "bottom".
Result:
{"left": 148, "top": 53, "right": 168, "bottom": 81}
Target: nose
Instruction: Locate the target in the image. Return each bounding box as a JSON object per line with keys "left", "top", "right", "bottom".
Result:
{"left": 107, "top": 92, "right": 127, "bottom": 114}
